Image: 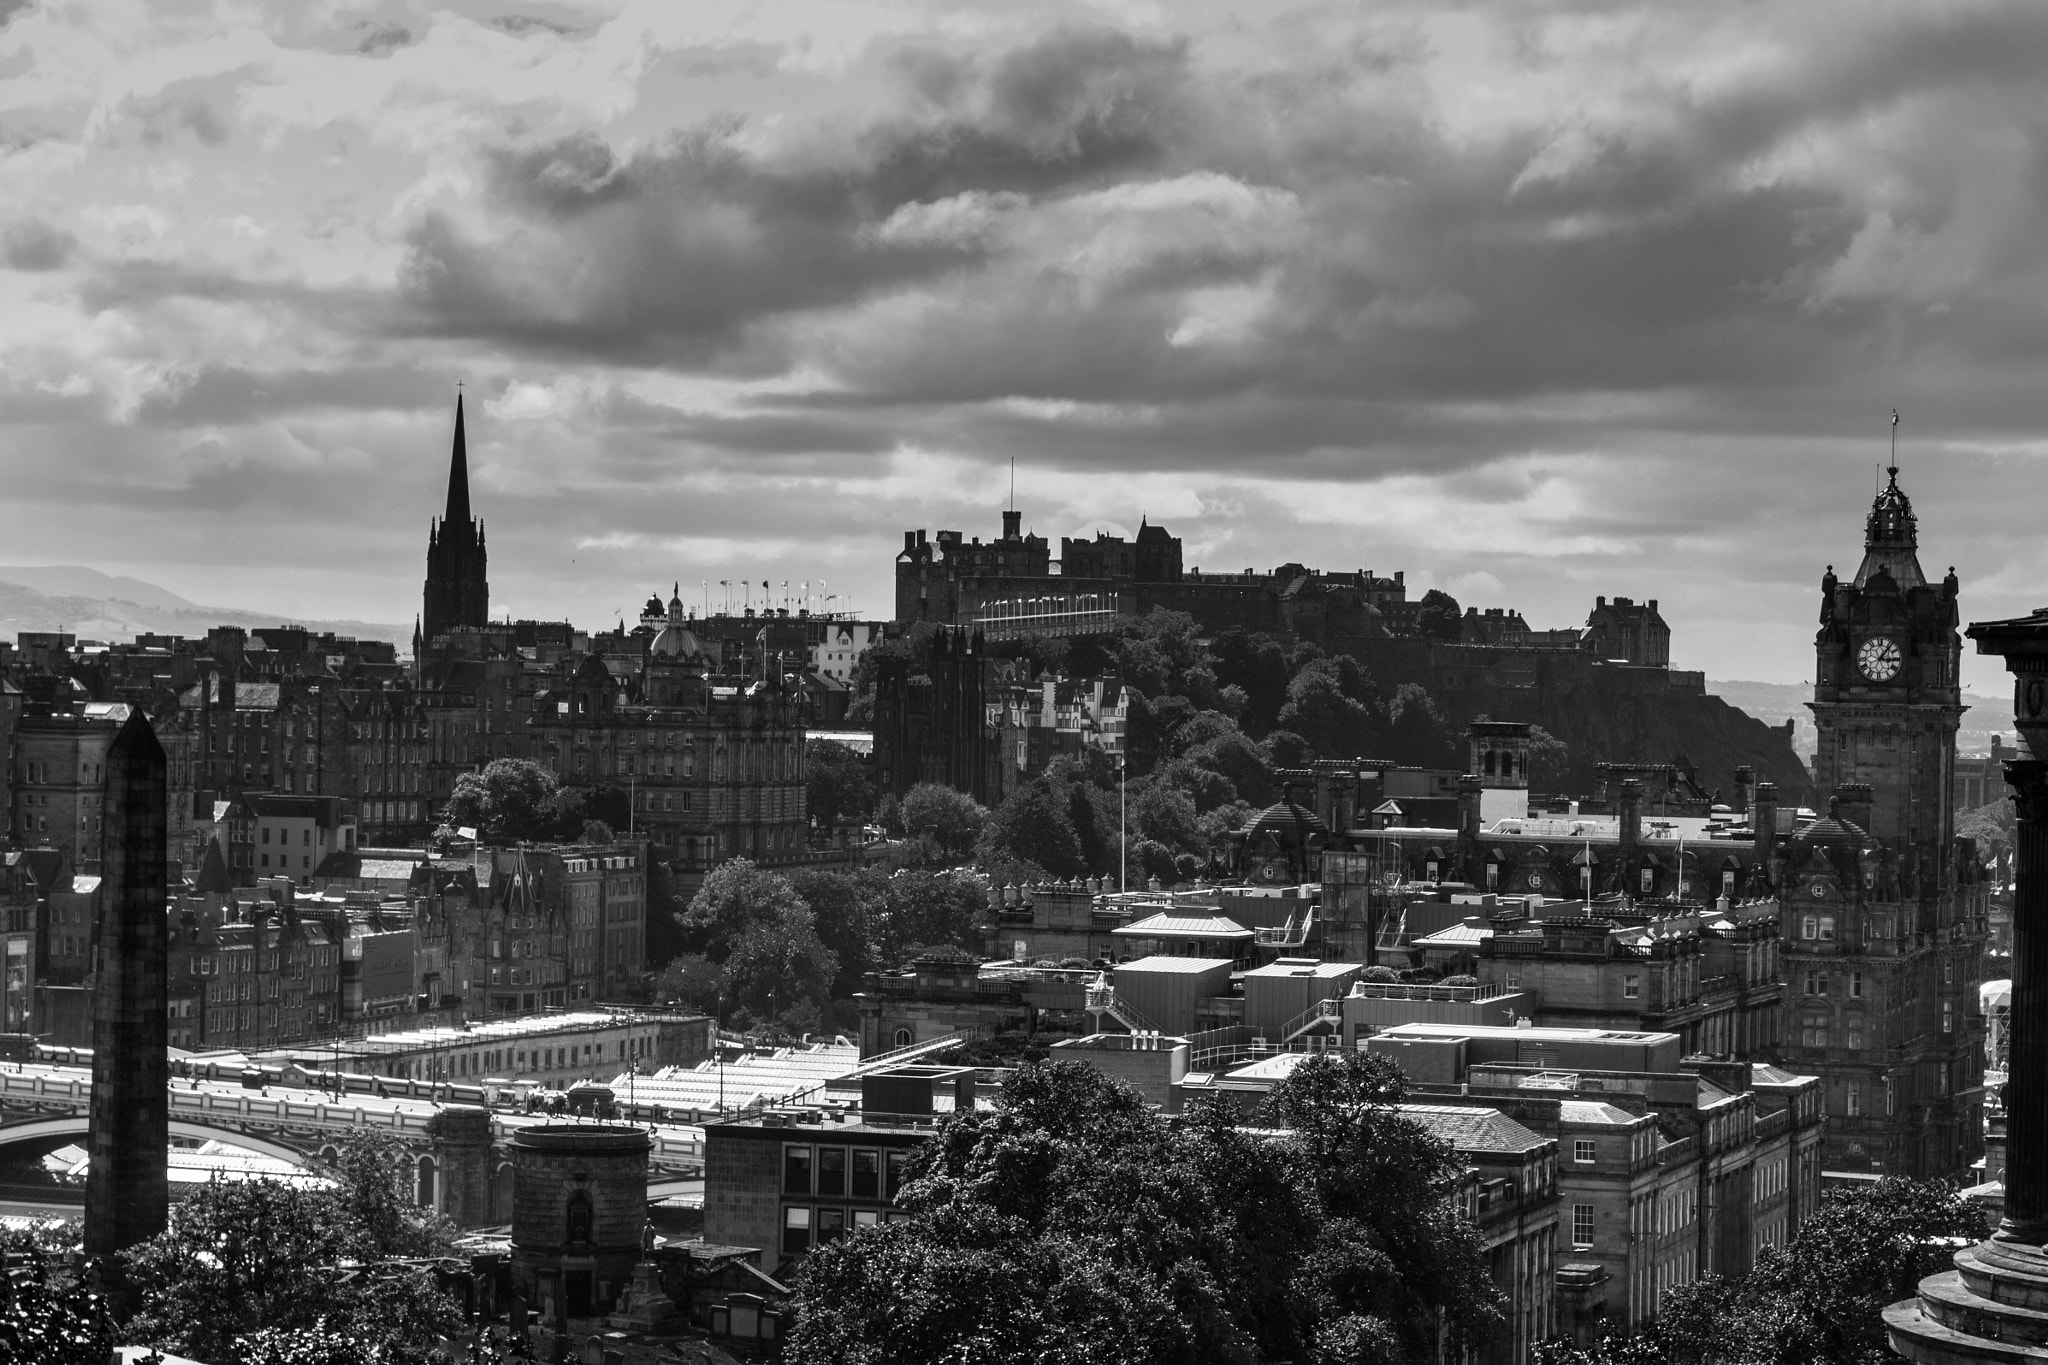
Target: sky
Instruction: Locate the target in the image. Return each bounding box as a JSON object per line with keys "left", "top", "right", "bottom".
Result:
{"left": 4, "top": 0, "right": 2048, "bottom": 692}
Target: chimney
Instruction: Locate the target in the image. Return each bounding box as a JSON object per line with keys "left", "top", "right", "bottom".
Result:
{"left": 1733, "top": 765, "right": 1753, "bottom": 814}
{"left": 903, "top": 531, "right": 916, "bottom": 554}
{"left": 1835, "top": 782, "right": 1875, "bottom": 833}
{"left": 1618, "top": 779, "right": 1642, "bottom": 872}
{"left": 1753, "top": 781, "right": 1778, "bottom": 868}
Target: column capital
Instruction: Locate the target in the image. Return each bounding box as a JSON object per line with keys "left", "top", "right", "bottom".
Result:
{"left": 2009, "top": 760, "right": 2048, "bottom": 826}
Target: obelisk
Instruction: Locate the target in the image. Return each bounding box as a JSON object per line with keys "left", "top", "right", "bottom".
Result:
{"left": 84, "top": 709, "right": 169, "bottom": 1264}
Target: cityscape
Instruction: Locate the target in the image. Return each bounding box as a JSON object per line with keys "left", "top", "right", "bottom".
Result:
{"left": 7, "top": 5, "right": 2048, "bottom": 1365}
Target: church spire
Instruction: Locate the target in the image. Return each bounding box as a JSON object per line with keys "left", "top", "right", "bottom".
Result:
{"left": 444, "top": 392, "right": 472, "bottom": 527}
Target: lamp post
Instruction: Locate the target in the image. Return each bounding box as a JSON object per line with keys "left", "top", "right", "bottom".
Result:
{"left": 1118, "top": 751, "right": 1127, "bottom": 894}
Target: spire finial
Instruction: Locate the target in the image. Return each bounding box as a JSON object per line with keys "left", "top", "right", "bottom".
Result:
{"left": 1889, "top": 407, "right": 1899, "bottom": 482}
{"left": 444, "top": 390, "right": 472, "bottom": 527}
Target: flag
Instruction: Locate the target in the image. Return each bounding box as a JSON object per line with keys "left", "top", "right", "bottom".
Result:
{"left": 1892, "top": 409, "right": 1900, "bottom": 427}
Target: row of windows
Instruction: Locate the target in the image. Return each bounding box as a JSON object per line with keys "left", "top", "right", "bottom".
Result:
{"left": 785, "top": 1144, "right": 911, "bottom": 1201}
{"left": 782, "top": 1206, "right": 900, "bottom": 1256}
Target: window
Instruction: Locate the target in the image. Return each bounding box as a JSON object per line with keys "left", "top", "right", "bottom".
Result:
{"left": 1818, "top": 916, "right": 1836, "bottom": 942}
{"left": 782, "top": 1207, "right": 812, "bottom": 1257}
{"left": 1640, "top": 867, "right": 1654, "bottom": 893}
{"left": 1623, "top": 975, "right": 1639, "bottom": 1000}
{"left": 1846, "top": 1021, "right": 1863, "bottom": 1050}
{"left": 1573, "top": 1203, "right": 1595, "bottom": 1249}
{"left": 1850, "top": 972, "right": 1864, "bottom": 999}
{"left": 1847, "top": 1082, "right": 1861, "bottom": 1117}
{"left": 852, "top": 1209, "right": 880, "bottom": 1230}
{"left": 1800, "top": 1015, "right": 1830, "bottom": 1048}
{"left": 1944, "top": 1002, "right": 1955, "bottom": 1034}
{"left": 1722, "top": 869, "right": 1736, "bottom": 895}
{"left": 1944, "top": 959, "right": 1956, "bottom": 986}
{"left": 817, "top": 1207, "right": 846, "bottom": 1245}
{"left": 784, "top": 1146, "right": 813, "bottom": 1195}
{"left": 1486, "top": 864, "right": 1500, "bottom": 890}
{"left": 885, "top": 1150, "right": 909, "bottom": 1201}
{"left": 1804, "top": 971, "right": 1826, "bottom": 996}
{"left": 1801, "top": 915, "right": 1816, "bottom": 940}
{"left": 818, "top": 1147, "right": 846, "bottom": 1197}
{"left": 892, "top": 1028, "right": 914, "bottom": 1049}
{"left": 1574, "top": 1139, "right": 1597, "bottom": 1164}
{"left": 851, "top": 1149, "right": 880, "bottom": 1199}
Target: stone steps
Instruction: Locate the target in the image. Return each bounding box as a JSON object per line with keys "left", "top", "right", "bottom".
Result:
{"left": 1884, "top": 1298, "right": 2048, "bottom": 1363}
{"left": 1920, "top": 1271, "right": 2048, "bottom": 1347}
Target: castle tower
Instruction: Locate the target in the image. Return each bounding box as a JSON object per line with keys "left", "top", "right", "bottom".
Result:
{"left": 1790, "top": 461, "right": 1985, "bottom": 1179}
{"left": 85, "top": 709, "right": 169, "bottom": 1265}
{"left": 422, "top": 394, "right": 489, "bottom": 646}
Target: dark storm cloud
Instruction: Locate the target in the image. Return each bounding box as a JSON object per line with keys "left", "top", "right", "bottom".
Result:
{"left": 393, "top": 26, "right": 1192, "bottom": 364}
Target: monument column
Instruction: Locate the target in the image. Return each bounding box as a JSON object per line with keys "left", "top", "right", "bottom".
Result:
{"left": 85, "top": 710, "right": 169, "bottom": 1265}
{"left": 1888, "top": 609, "right": 2048, "bottom": 1360}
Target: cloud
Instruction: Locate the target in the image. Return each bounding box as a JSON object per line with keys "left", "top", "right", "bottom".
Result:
{"left": 6, "top": 0, "right": 2048, "bottom": 689}
{"left": 0, "top": 217, "right": 74, "bottom": 270}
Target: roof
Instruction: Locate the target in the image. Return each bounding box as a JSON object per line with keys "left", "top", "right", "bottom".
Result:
{"left": 1114, "top": 955, "right": 1238, "bottom": 975}
{"left": 1411, "top": 921, "right": 1491, "bottom": 949}
{"left": 1558, "top": 1100, "right": 1640, "bottom": 1126}
{"left": 1244, "top": 960, "right": 1357, "bottom": 981}
{"left": 1113, "top": 913, "right": 1254, "bottom": 941}
{"left": 1402, "top": 1104, "right": 1550, "bottom": 1154}
{"left": 1376, "top": 1022, "right": 1680, "bottom": 1046}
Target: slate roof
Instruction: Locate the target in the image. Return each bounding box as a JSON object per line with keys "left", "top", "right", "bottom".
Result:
{"left": 1402, "top": 1104, "right": 1550, "bottom": 1154}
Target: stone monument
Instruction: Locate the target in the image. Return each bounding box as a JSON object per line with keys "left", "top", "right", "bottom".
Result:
{"left": 84, "top": 710, "right": 168, "bottom": 1266}
{"left": 509, "top": 1123, "right": 651, "bottom": 1328}
{"left": 1888, "top": 607, "right": 2048, "bottom": 1358}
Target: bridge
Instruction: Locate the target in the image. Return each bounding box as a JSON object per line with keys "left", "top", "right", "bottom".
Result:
{"left": 0, "top": 1063, "right": 709, "bottom": 1222}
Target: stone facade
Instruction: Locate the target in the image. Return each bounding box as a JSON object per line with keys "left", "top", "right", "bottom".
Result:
{"left": 508, "top": 1123, "right": 650, "bottom": 1323}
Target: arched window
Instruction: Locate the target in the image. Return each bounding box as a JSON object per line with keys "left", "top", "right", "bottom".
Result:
{"left": 1818, "top": 915, "right": 1836, "bottom": 942}
{"left": 415, "top": 1155, "right": 437, "bottom": 1210}
{"left": 893, "top": 1028, "right": 914, "bottom": 1049}
{"left": 1845, "top": 1013, "right": 1865, "bottom": 1050}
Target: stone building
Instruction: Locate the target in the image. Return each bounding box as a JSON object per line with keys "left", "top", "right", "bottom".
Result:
{"left": 1583, "top": 597, "right": 1671, "bottom": 667}
{"left": 1785, "top": 464, "right": 1990, "bottom": 1178}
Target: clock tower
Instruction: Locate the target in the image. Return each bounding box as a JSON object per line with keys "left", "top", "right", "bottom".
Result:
{"left": 1809, "top": 463, "right": 1963, "bottom": 847}
{"left": 1784, "top": 461, "right": 1986, "bottom": 1179}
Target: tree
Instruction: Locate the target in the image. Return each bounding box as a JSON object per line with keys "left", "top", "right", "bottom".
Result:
{"left": 1185, "top": 729, "right": 1273, "bottom": 806}
{"left": 721, "top": 904, "right": 839, "bottom": 1022}
{"left": 444, "top": 758, "right": 558, "bottom": 844}
{"left": 1545, "top": 1177, "right": 1982, "bottom": 1365}
{"left": 1275, "top": 658, "right": 1384, "bottom": 760}
{"left": 1527, "top": 725, "right": 1570, "bottom": 790}
{"left": 1210, "top": 629, "right": 1293, "bottom": 737}
{"left": 677, "top": 858, "right": 810, "bottom": 959}
{"left": 1386, "top": 684, "right": 1458, "bottom": 767}
{"left": 1415, "top": 589, "right": 1463, "bottom": 641}
{"left": 0, "top": 1223, "right": 110, "bottom": 1365}
{"left": 652, "top": 952, "right": 722, "bottom": 1013}
{"left": 807, "top": 739, "right": 875, "bottom": 830}
{"left": 874, "top": 870, "right": 990, "bottom": 965}
{"left": 785, "top": 1058, "right": 1501, "bottom": 1365}
{"left": 789, "top": 868, "right": 889, "bottom": 995}
{"left": 899, "top": 783, "right": 987, "bottom": 861}
{"left": 977, "top": 779, "right": 1084, "bottom": 880}
{"left": 120, "top": 1136, "right": 465, "bottom": 1365}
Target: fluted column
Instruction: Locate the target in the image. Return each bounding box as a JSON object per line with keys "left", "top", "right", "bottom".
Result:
{"left": 2001, "top": 757, "right": 2048, "bottom": 1241}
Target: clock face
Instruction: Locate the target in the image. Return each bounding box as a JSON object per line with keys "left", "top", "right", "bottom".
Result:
{"left": 1857, "top": 636, "right": 1902, "bottom": 682}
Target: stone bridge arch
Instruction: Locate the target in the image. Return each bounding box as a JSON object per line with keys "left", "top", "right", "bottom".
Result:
{"left": 0, "top": 1115, "right": 316, "bottom": 1167}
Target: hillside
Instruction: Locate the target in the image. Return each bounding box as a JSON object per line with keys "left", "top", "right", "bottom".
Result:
{"left": 0, "top": 570, "right": 406, "bottom": 650}
{"left": 1710, "top": 678, "right": 2012, "bottom": 760}
{"left": 1439, "top": 671, "right": 1817, "bottom": 805}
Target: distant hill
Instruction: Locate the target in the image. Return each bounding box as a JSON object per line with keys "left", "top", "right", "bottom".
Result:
{"left": 1710, "top": 679, "right": 2011, "bottom": 760}
{"left": 0, "top": 569, "right": 406, "bottom": 650}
